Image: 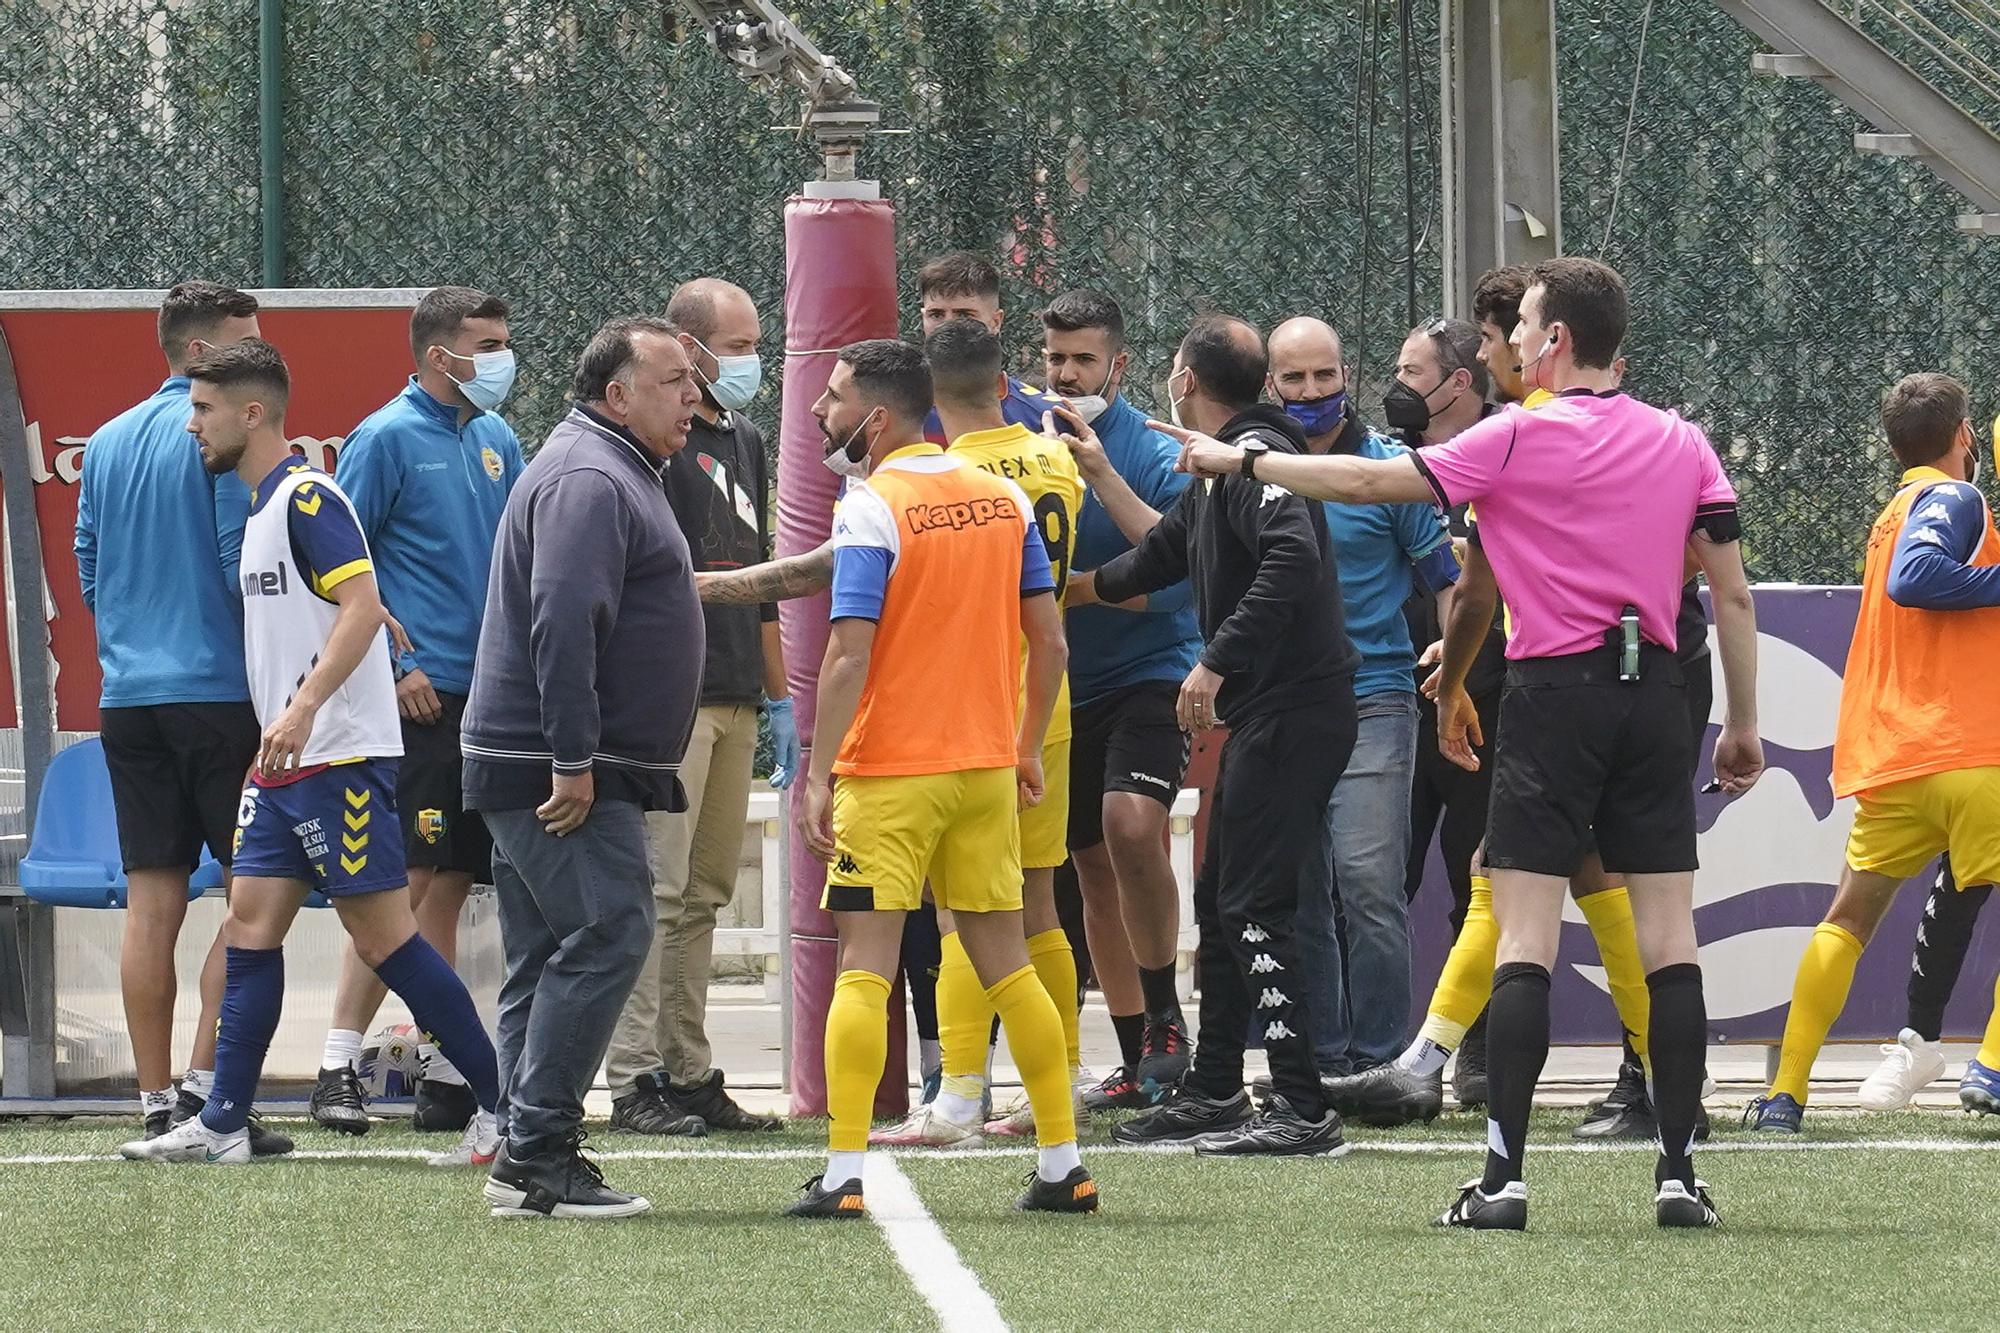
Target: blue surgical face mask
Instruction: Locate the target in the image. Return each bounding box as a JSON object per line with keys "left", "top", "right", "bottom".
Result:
{"left": 438, "top": 347, "right": 517, "bottom": 412}
{"left": 690, "top": 334, "right": 763, "bottom": 411}
{"left": 1282, "top": 389, "right": 1347, "bottom": 438}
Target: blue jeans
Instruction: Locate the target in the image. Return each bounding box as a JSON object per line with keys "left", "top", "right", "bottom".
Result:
{"left": 488, "top": 800, "right": 655, "bottom": 1155}
{"left": 1297, "top": 691, "right": 1418, "bottom": 1075}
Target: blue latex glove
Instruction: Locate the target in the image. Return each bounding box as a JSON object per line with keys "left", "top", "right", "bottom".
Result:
{"left": 766, "top": 696, "right": 800, "bottom": 789}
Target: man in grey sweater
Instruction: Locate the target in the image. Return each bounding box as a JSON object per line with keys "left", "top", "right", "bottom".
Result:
{"left": 462, "top": 314, "right": 705, "bottom": 1220}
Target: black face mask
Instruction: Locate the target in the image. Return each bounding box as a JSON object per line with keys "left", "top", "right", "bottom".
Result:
{"left": 1381, "top": 377, "right": 1435, "bottom": 432}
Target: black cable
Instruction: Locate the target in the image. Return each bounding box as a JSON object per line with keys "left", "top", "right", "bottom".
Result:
{"left": 1400, "top": 0, "right": 1418, "bottom": 330}
{"left": 1354, "top": 0, "right": 1384, "bottom": 386}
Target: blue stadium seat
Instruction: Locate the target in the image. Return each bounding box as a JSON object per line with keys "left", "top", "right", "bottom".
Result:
{"left": 19, "top": 738, "right": 224, "bottom": 908}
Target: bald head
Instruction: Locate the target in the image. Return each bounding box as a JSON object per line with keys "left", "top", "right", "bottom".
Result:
{"left": 667, "top": 277, "right": 757, "bottom": 347}
{"left": 1267, "top": 316, "right": 1346, "bottom": 407}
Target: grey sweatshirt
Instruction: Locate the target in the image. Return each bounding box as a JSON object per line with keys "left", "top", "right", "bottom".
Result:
{"left": 462, "top": 406, "right": 704, "bottom": 812}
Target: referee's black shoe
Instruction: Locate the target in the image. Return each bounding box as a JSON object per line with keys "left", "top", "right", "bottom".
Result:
{"left": 1015, "top": 1166, "right": 1100, "bottom": 1214}
{"left": 1111, "top": 1083, "right": 1251, "bottom": 1145}
{"left": 1434, "top": 1179, "right": 1529, "bottom": 1230}
{"left": 1323, "top": 1063, "right": 1443, "bottom": 1128}
{"left": 1194, "top": 1095, "right": 1348, "bottom": 1157}
{"left": 1655, "top": 1178, "right": 1720, "bottom": 1228}
{"left": 308, "top": 1066, "right": 372, "bottom": 1136}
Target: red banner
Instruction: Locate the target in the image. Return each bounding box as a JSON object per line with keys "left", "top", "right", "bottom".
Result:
{"left": 0, "top": 294, "right": 424, "bottom": 730}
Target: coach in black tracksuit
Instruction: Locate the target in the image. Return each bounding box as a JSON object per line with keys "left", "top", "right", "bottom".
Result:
{"left": 1073, "top": 314, "right": 1358, "bottom": 1157}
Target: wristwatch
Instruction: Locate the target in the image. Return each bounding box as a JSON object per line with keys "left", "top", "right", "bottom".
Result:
{"left": 1240, "top": 440, "right": 1271, "bottom": 480}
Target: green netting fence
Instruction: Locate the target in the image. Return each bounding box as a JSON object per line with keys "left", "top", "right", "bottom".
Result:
{"left": 5, "top": 0, "right": 1998, "bottom": 581}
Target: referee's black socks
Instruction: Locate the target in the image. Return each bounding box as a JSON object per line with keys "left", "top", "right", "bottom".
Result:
{"left": 1480, "top": 962, "right": 1551, "bottom": 1192}
{"left": 1646, "top": 962, "right": 1706, "bottom": 1191}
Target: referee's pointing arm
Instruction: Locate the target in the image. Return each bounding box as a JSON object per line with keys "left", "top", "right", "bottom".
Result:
{"left": 1158, "top": 418, "right": 1438, "bottom": 506}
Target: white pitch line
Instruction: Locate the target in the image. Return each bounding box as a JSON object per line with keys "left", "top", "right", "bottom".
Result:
{"left": 864, "top": 1155, "right": 1009, "bottom": 1333}
{"left": 11, "top": 1137, "right": 2000, "bottom": 1168}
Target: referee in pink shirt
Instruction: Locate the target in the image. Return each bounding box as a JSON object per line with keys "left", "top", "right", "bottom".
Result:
{"left": 1167, "top": 257, "right": 1764, "bottom": 1232}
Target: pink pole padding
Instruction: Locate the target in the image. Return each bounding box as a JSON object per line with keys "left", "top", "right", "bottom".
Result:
{"left": 776, "top": 192, "right": 908, "bottom": 1118}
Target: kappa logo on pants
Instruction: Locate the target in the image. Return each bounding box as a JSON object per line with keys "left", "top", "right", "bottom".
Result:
{"left": 1240, "top": 923, "right": 1270, "bottom": 943}
{"left": 1249, "top": 953, "right": 1283, "bottom": 974}
{"left": 1263, "top": 1021, "right": 1297, "bottom": 1042}
{"left": 1257, "top": 987, "right": 1290, "bottom": 1009}
{"left": 834, "top": 852, "right": 860, "bottom": 876}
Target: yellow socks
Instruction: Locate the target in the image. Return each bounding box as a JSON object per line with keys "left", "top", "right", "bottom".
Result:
{"left": 1027, "top": 929, "right": 1081, "bottom": 1073}
{"left": 935, "top": 930, "right": 991, "bottom": 1101}
{"left": 988, "top": 964, "right": 1076, "bottom": 1145}
{"left": 1978, "top": 968, "right": 2000, "bottom": 1071}
{"left": 1419, "top": 876, "right": 1497, "bottom": 1049}
{"left": 1771, "top": 922, "right": 1865, "bottom": 1103}
{"left": 1575, "top": 885, "right": 1652, "bottom": 1075}
{"left": 826, "top": 970, "right": 891, "bottom": 1152}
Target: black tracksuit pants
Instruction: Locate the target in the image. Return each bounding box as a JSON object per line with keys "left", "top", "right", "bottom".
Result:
{"left": 1190, "top": 696, "right": 1356, "bottom": 1117}
{"left": 1908, "top": 857, "right": 1993, "bottom": 1042}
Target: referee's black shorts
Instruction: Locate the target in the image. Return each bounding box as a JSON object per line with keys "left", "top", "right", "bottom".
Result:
{"left": 1068, "top": 680, "right": 1192, "bottom": 851}
{"left": 100, "top": 701, "right": 260, "bottom": 873}
{"left": 1484, "top": 644, "right": 1698, "bottom": 878}
{"left": 399, "top": 691, "right": 492, "bottom": 879}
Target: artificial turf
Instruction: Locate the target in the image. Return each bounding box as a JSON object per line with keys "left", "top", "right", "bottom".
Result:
{"left": 3, "top": 1107, "right": 1996, "bottom": 1331}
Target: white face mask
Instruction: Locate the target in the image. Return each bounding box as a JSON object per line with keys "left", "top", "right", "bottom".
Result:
{"left": 822, "top": 407, "right": 879, "bottom": 479}
{"left": 1064, "top": 361, "right": 1119, "bottom": 425}
{"left": 1167, "top": 367, "right": 1193, "bottom": 429}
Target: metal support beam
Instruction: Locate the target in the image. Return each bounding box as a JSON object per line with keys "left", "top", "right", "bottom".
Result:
{"left": 1715, "top": 0, "right": 2000, "bottom": 215}
{"left": 1855, "top": 132, "right": 1922, "bottom": 156}
{"left": 0, "top": 902, "right": 55, "bottom": 1099}
{"left": 0, "top": 309, "right": 57, "bottom": 1099}
{"left": 1441, "top": 0, "right": 1563, "bottom": 317}
{"left": 258, "top": 0, "right": 285, "bottom": 286}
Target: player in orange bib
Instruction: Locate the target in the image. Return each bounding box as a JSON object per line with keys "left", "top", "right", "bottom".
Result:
{"left": 785, "top": 339, "right": 1094, "bottom": 1219}
{"left": 868, "top": 320, "right": 1090, "bottom": 1149}
{"left": 1749, "top": 373, "right": 2000, "bottom": 1132}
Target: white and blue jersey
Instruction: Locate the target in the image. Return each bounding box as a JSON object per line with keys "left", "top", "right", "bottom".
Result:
{"left": 233, "top": 458, "right": 405, "bottom": 894}
{"left": 239, "top": 459, "right": 402, "bottom": 764}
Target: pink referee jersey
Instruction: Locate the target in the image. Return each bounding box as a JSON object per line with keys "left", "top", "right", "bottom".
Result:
{"left": 1410, "top": 390, "right": 1738, "bottom": 660}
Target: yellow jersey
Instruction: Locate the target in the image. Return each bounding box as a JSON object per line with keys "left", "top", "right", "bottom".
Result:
{"left": 949, "top": 423, "right": 1085, "bottom": 743}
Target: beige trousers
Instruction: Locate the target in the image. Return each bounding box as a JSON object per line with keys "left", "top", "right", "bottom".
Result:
{"left": 604, "top": 702, "right": 759, "bottom": 1095}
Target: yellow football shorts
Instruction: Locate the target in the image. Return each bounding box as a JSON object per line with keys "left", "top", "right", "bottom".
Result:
{"left": 1019, "top": 737, "right": 1071, "bottom": 871}
{"left": 1846, "top": 765, "right": 2000, "bottom": 886}
{"left": 823, "top": 765, "right": 1023, "bottom": 914}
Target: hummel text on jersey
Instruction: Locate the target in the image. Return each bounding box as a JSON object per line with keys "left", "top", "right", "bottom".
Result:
{"left": 241, "top": 563, "right": 291, "bottom": 597}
